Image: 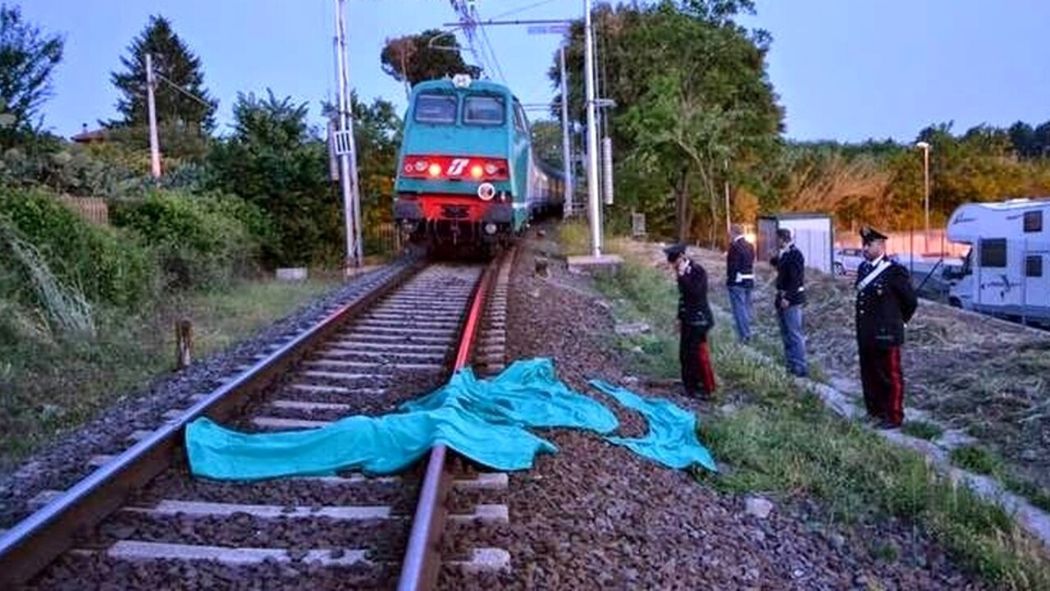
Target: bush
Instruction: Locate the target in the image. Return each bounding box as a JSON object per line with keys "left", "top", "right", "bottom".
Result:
{"left": 0, "top": 187, "right": 155, "bottom": 307}
{"left": 110, "top": 190, "right": 268, "bottom": 289}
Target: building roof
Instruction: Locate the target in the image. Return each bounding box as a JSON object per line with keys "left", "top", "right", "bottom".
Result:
{"left": 71, "top": 127, "right": 108, "bottom": 143}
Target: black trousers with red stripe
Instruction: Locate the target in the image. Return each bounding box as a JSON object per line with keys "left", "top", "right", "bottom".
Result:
{"left": 858, "top": 344, "right": 904, "bottom": 425}
{"left": 680, "top": 324, "right": 716, "bottom": 396}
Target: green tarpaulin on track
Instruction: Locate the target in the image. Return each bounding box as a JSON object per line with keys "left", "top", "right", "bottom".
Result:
{"left": 185, "top": 358, "right": 715, "bottom": 481}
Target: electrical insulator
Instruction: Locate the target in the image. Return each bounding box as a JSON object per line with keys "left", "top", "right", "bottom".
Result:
{"left": 601, "top": 136, "right": 613, "bottom": 205}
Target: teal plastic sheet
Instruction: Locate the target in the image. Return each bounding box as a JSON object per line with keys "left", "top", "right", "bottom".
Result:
{"left": 185, "top": 358, "right": 715, "bottom": 481}
{"left": 401, "top": 358, "right": 618, "bottom": 432}
{"left": 591, "top": 380, "right": 717, "bottom": 472}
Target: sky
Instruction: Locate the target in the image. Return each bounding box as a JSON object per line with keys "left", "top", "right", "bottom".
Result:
{"left": 18, "top": 0, "right": 1050, "bottom": 144}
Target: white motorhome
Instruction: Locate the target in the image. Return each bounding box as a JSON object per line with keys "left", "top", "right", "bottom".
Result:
{"left": 944, "top": 198, "right": 1050, "bottom": 325}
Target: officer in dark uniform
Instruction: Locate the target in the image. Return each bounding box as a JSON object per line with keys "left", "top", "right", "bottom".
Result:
{"left": 664, "top": 244, "right": 717, "bottom": 398}
{"left": 855, "top": 226, "right": 918, "bottom": 429}
{"left": 726, "top": 224, "right": 755, "bottom": 343}
{"left": 770, "top": 228, "right": 807, "bottom": 377}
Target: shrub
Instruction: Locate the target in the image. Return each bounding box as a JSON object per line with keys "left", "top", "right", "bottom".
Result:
{"left": 0, "top": 187, "right": 156, "bottom": 307}
{"left": 110, "top": 190, "right": 266, "bottom": 289}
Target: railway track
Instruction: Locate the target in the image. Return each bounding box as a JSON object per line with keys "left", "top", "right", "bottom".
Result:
{"left": 1, "top": 252, "right": 516, "bottom": 590}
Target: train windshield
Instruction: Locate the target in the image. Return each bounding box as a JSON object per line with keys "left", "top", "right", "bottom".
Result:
{"left": 463, "top": 95, "right": 505, "bottom": 126}
{"left": 414, "top": 94, "right": 457, "bottom": 124}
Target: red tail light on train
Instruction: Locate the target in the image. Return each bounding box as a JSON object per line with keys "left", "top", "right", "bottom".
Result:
{"left": 401, "top": 155, "right": 509, "bottom": 181}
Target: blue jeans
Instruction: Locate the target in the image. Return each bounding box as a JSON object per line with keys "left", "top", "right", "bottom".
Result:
{"left": 777, "top": 304, "right": 807, "bottom": 377}
{"left": 727, "top": 286, "right": 752, "bottom": 343}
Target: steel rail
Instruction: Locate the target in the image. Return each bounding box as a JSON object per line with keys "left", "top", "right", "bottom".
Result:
{"left": 397, "top": 250, "right": 505, "bottom": 591}
{"left": 0, "top": 259, "right": 424, "bottom": 587}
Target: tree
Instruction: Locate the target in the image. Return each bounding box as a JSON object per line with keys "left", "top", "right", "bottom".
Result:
{"left": 380, "top": 29, "right": 481, "bottom": 87}
{"left": 207, "top": 91, "right": 333, "bottom": 266}
{"left": 553, "top": 2, "right": 782, "bottom": 244}
{"left": 1008, "top": 121, "right": 1036, "bottom": 158}
{"left": 0, "top": 5, "right": 63, "bottom": 147}
{"left": 109, "top": 15, "right": 216, "bottom": 159}
{"left": 325, "top": 95, "right": 404, "bottom": 255}
{"left": 530, "top": 120, "right": 564, "bottom": 169}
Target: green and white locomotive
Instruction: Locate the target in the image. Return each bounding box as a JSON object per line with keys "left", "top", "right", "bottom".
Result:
{"left": 393, "top": 75, "right": 564, "bottom": 252}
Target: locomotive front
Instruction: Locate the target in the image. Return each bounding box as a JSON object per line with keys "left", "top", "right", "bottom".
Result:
{"left": 393, "top": 76, "right": 527, "bottom": 252}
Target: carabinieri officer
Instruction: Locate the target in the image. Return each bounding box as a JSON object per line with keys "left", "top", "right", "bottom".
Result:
{"left": 664, "top": 244, "right": 717, "bottom": 398}
{"left": 855, "top": 226, "right": 918, "bottom": 429}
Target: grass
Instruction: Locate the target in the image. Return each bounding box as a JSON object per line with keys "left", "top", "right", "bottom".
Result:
{"left": 0, "top": 276, "right": 339, "bottom": 470}
{"left": 950, "top": 445, "right": 1050, "bottom": 513}
{"left": 556, "top": 219, "right": 624, "bottom": 257}
{"left": 584, "top": 240, "right": 1050, "bottom": 590}
{"left": 951, "top": 446, "right": 1004, "bottom": 476}
{"left": 682, "top": 245, "right": 1050, "bottom": 516}
{"left": 902, "top": 420, "right": 945, "bottom": 441}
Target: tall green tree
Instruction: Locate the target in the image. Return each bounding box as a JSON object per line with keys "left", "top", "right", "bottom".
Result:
{"left": 0, "top": 5, "right": 63, "bottom": 147}
{"left": 551, "top": 1, "right": 782, "bottom": 244}
{"left": 380, "top": 29, "right": 481, "bottom": 87}
{"left": 109, "top": 15, "right": 216, "bottom": 160}
{"left": 207, "top": 90, "right": 333, "bottom": 266}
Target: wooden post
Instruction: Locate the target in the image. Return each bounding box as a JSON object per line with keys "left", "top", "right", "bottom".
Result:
{"left": 175, "top": 319, "right": 192, "bottom": 370}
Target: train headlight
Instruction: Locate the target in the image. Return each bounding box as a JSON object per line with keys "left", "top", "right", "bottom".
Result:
{"left": 484, "top": 223, "right": 497, "bottom": 235}
{"left": 470, "top": 165, "right": 484, "bottom": 179}
{"left": 477, "top": 182, "right": 495, "bottom": 201}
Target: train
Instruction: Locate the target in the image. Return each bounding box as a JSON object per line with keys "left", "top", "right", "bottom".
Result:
{"left": 393, "top": 75, "right": 565, "bottom": 254}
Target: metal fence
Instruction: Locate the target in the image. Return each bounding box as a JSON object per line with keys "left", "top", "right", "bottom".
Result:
{"left": 57, "top": 196, "right": 108, "bottom": 226}
{"left": 364, "top": 221, "right": 399, "bottom": 257}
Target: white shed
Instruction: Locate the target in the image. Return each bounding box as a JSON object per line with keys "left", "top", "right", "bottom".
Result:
{"left": 757, "top": 213, "right": 834, "bottom": 274}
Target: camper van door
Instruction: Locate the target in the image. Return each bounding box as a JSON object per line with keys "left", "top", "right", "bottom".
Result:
{"left": 976, "top": 238, "right": 1022, "bottom": 313}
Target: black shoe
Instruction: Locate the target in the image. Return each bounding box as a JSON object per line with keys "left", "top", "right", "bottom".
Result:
{"left": 876, "top": 420, "right": 901, "bottom": 430}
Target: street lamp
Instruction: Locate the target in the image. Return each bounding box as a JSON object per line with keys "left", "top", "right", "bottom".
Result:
{"left": 915, "top": 141, "right": 931, "bottom": 255}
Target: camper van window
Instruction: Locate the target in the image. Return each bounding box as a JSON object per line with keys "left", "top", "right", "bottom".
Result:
{"left": 1023, "top": 211, "right": 1043, "bottom": 233}
{"left": 980, "top": 238, "right": 1007, "bottom": 267}
{"left": 1027, "top": 255, "right": 1044, "bottom": 278}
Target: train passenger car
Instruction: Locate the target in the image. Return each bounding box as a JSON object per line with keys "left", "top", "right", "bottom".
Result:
{"left": 393, "top": 75, "right": 564, "bottom": 252}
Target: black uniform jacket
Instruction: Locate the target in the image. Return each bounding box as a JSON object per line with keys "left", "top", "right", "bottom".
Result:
{"left": 770, "top": 245, "right": 806, "bottom": 306}
{"left": 854, "top": 257, "right": 918, "bottom": 348}
{"left": 726, "top": 237, "right": 755, "bottom": 288}
{"left": 677, "top": 259, "right": 714, "bottom": 331}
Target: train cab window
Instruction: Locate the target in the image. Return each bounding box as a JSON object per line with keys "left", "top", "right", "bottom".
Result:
{"left": 464, "top": 95, "right": 505, "bottom": 125}
{"left": 414, "top": 94, "right": 457, "bottom": 124}
{"left": 1024, "top": 210, "right": 1043, "bottom": 233}
{"left": 979, "top": 238, "right": 1007, "bottom": 267}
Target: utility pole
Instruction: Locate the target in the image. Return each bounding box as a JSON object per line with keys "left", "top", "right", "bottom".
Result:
{"left": 145, "top": 53, "right": 161, "bottom": 179}
{"left": 559, "top": 45, "right": 573, "bottom": 218}
{"left": 583, "top": 0, "right": 601, "bottom": 257}
{"left": 334, "top": 0, "right": 363, "bottom": 270}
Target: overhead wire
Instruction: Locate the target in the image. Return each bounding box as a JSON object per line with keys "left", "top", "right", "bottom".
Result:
{"left": 491, "top": 0, "right": 560, "bottom": 20}
{"left": 475, "top": 5, "right": 507, "bottom": 85}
